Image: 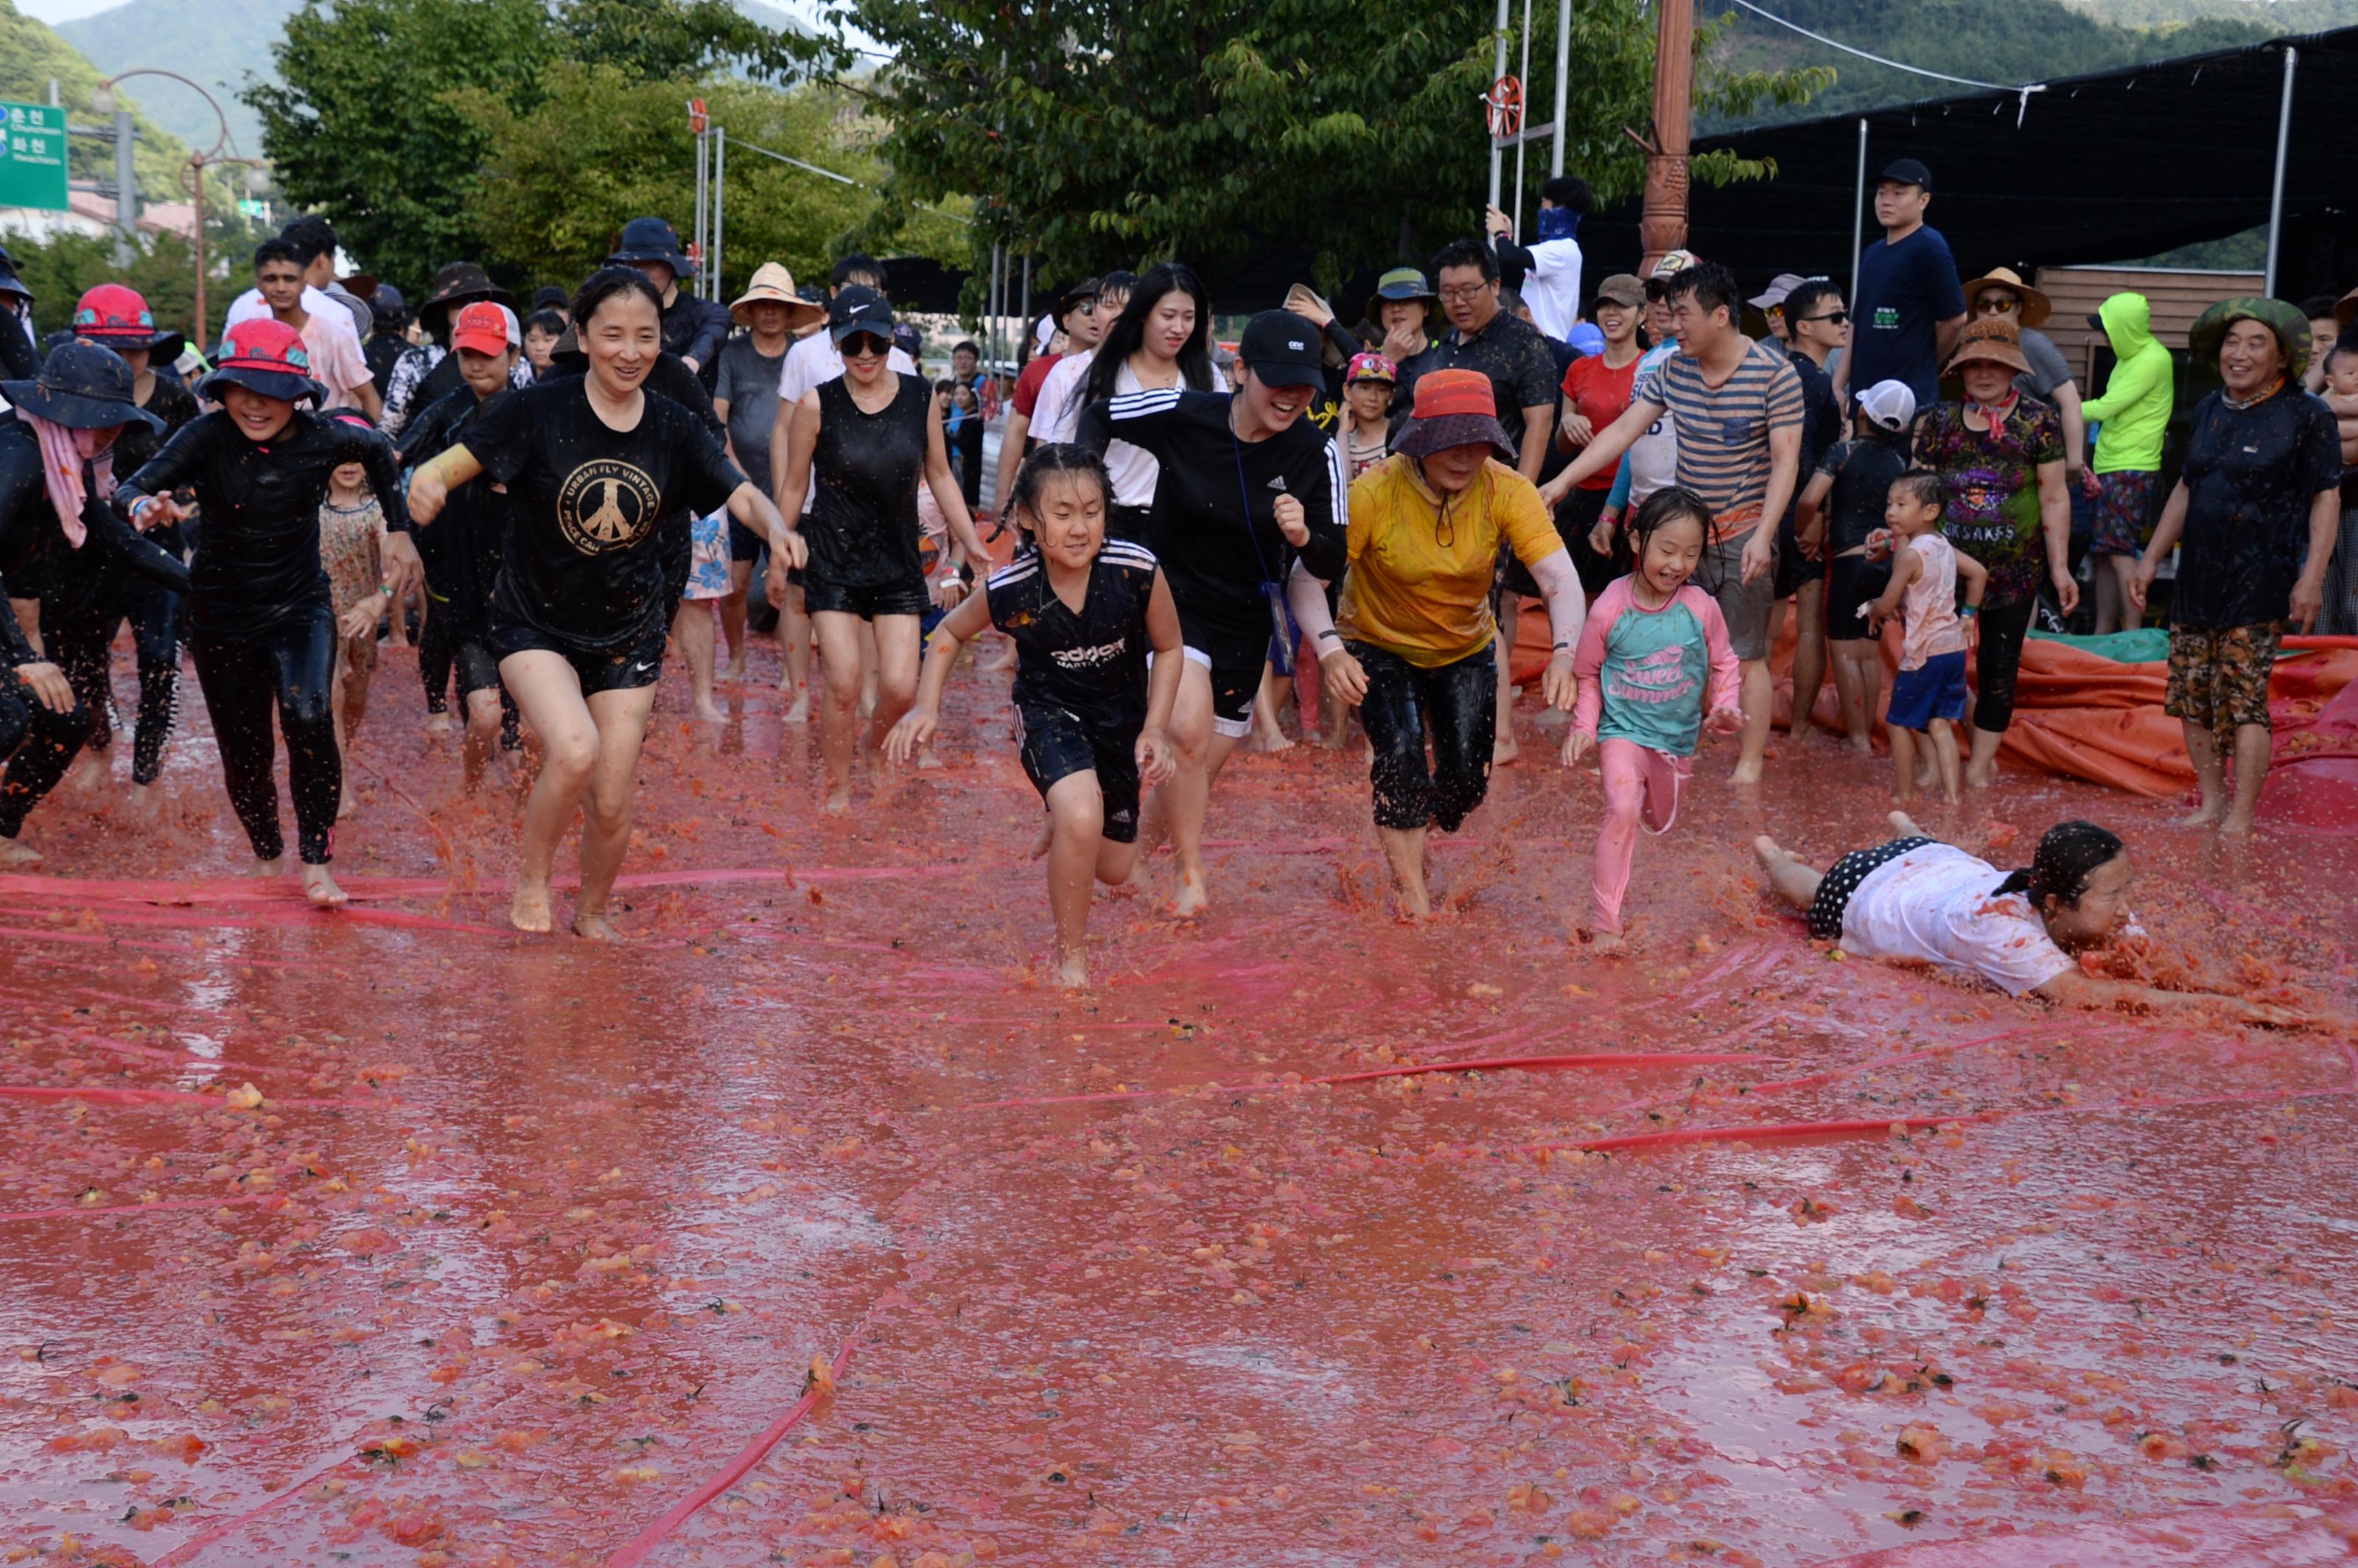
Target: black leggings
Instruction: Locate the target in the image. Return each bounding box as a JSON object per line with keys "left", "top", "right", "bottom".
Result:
{"left": 1353, "top": 640, "right": 1497, "bottom": 833}
{"left": 47, "top": 589, "right": 183, "bottom": 788}
{"left": 1972, "top": 595, "right": 2037, "bottom": 736}
{"left": 0, "top": 680, "right": 92, "bottom": 839}
{"left": 190, "top": 603, "right": 341, "bottom": 864}
{"left": 419, "top": 601, "right": 455, "bottom": 715}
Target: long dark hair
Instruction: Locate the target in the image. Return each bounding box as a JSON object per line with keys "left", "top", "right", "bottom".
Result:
{"left": 1077, "top": 262, "right": 1216, "bottom": 415}
{"left": 1011, "top": 441, "right": 1112, "bottom": 523}
{"left": 1994, "top": 819, "right": 2123, "bottom": 908}
{"left": 571, "top": 266, "right": 663, "bottom": 331}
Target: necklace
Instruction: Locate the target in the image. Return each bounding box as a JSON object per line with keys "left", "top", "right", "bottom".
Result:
{"left": 2221, "top": 377, "right": 2284, "bottom": 412}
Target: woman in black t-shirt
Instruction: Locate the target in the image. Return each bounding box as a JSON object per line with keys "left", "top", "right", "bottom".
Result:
{"left": 407, "top": 270, "right": 799, "bottom": 939}
{"left": 772, "top": 292, "right": 993, "bottom": 813}
{"left": 117, "top": 321, "right": 421, "bottom": 909}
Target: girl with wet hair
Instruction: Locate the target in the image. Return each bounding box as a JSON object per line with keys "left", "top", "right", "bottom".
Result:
{"left": 1753, "top": 813, "right": 2304, "bottom": 1023}
{"left": 885, "top": 444, "right": 1182, "bottom": 989}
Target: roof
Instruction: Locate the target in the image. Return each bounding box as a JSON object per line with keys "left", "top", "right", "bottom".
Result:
{"left": 1578, "top": 25, "right": 2358, "bottom": 299}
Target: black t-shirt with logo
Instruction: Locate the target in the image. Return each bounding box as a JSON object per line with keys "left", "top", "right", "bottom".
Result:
{"left": 465, "top": 378, "right": 745, "bottom": 651}
{"left": 988, "top": 537, "right": 1161, "bottom": 732}
{"left": 399, "top": 385, "right": 517, "bottom": 634}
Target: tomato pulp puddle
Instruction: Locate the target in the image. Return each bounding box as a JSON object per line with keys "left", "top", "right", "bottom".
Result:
{"left": 1, "top": 639, "right": 2354, "bottom": 1566}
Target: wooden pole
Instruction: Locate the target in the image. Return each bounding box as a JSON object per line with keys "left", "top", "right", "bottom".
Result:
{"left": 1639, "top": 0, "right": 1693, "bottom": 273}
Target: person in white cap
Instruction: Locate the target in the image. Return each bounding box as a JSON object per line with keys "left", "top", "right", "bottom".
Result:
{"left": 1796, "top": 379, "right": 1917, "bottom": 755}
{"left": 1749, "top": 273, "right": 1808, "bottom": 359}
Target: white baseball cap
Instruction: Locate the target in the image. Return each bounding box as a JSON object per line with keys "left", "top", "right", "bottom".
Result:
{"left": 1856, "top": 379, "right": 1917, "bottom": 433}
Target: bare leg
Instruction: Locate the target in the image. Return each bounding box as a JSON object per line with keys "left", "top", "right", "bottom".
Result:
{"left": 1493, "top": 597, "right": 1521, "bottom": 766}
{"left": 1043, "top": 771, "right": 1107, "bottom": 987}
{"left": 1889, "top": 727, "right": 1918, "bottom": 804}
{"left": 672, "top": 601, "right": 724, "bottom": 722}
{"left": 1732, "top": 657, "right": 1773, "bottom": 783}
{"left": 856, "top": 619, "right": 880, "bottom": 720}
{"left": 1251, "top": 662, "right": 1294, "bottom": 753}
{"left": 2222, "top": 721, "right": 2270, "bottom": 836}
{"left": 2107, "top": 553, "right": 2143, "bottom": 633}
{"left": 1138, "top": 662, "right": 1237, "bottom": 917}
{"left": 461, "top": 687, "right": 503, "bottom": 793}
{"left": 1752, "top": 835, "right": 1825, "bottom": 909}
{"left": 1830, "top": 642, "right": 1875, "bottom": 755}
{"left": 1789, "top": 579, "right": 1827, "bottom": 741}
{"left": 1965, "top": 724, "right": 2003, "bottom": 791}
{"left": 863, "top": 615, "right": 923, "bottom": 785}
{"left": 329, "top": 651, "right": 357, "bottom": 819}
{"left": 720, "top": 561, "right": 751, "bottom": 679}
{"left": 2092, "top": 556, "right": 2121, "bottom": 637}
{"left": 498, "top": 651, "right": 601, "bottom": 934}
{"left": 780, "top": 582, "right": 813, "bottom": 721}
{"left": 570, "top": 683, "right": 661, "bottom": 939}
{"left": 1928, "top": 717, "right": 1962, "bottom": 804}
{"left": 2180, "top": 719, "right": 2225, "bottom": 827}
{"left": 1378, "top": 825, "right": 1431, "bottom": 920}
{"left": 811, "top": 611, "right": 867, "bottom": 812}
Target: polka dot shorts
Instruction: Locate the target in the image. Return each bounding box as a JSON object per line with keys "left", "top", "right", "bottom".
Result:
{"left": 1806, "top": 836, "right": 1934, "bottom": 940}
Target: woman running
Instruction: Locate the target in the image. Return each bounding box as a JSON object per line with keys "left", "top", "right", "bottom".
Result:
{"left": 1042, "top": 264, "right": 1224, "bottom": 541}
{"left": 1285, "top": 369, "right": 1586, "bottom": 917}
{"left": 116, "top": 321, "right": 419, "bottom": 906}
{"left": 1075, "top": 310, "right": 1346, "bottom": 917}
{"left": 1754, "top": 815, "right": 2303, "bottom": 1025}
{"left": 0, "top": 342, "right": 188, "bottom": 864}
{"left": 406, "top": 268, "right": 796, "bottom": 937}
{"left": 52, "top": 284, "right": 197, "bottom": 813}
{"left": 772, "top": 290, "right": 993, "bottom": 813}
{"left": 885, "top": 445, "right": 1182, "bottom": 987}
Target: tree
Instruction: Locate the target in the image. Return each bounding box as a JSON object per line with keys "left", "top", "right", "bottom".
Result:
{"left": 1, "top": 0, "right": 228, "bottom": 203}
{"left": 247, "top": 0, "right": 561, "bottom": 290}
{"left": 833, "top": 0, "right": 1825, "bottom": 301}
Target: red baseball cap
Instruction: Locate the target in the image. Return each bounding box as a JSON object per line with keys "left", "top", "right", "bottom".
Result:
{"left": 450, "top": 300, "right": 514, "bottom": 357}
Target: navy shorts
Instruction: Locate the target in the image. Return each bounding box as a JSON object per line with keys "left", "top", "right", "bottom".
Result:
{"left": 1886, "top": 648, "right": 1969, "bottom": 731}
{"left": 727, "top": 517, "right": 765, "bottom": 564}
{"left": 1015, "top": 700, "right": 1142, "bottom": 843}
{"left": 489, "top": 614, "right": 667, "bottom": 696}
{"left": 802, "top": 575, "right": 931, "bottom": 620}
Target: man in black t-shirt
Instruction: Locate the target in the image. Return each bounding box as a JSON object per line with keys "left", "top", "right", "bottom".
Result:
{"left": 1766, "top": 277, "right": 1849, "bottom": 743}
{"left": 1393, "top": 239, "right": 1557, "bottom": 483}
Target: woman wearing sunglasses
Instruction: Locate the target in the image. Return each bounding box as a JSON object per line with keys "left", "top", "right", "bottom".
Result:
{"left": 773, "top": 290, "right": 994, "bottom": 813}
{"left": 1959, "top": 269, "right": 2085, "bottom": 501}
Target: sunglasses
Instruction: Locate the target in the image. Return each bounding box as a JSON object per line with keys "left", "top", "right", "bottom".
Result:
{"left": 1976, "top": 295, "right": 2020, "bottom": 313}
{"left": 841, "top": 333, "right": 890, "bottom": 359}
{"left": 1797, "top": 310, "right": 1850, "bottom": 325}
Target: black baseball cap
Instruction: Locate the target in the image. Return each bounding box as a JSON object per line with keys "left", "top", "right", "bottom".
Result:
{"left": 1236, "top": 310, "right": 1325, "bottom": 389}
{"left": 1878, "top": 158, "right": 1933, "bottom": 192}
{"left": 828, "top": 285, "right": 895, "bottom": 344}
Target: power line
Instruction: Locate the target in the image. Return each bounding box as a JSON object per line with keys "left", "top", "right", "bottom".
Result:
{"left": 1725, "top": 0, "right": 2049, "bottom": 122}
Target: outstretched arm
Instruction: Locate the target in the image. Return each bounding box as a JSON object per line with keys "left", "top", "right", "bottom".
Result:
{"left": 883, "top": 584, "right": 995, "bottom": 766}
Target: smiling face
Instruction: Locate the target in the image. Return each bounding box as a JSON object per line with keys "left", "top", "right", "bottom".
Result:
{"left": 1234, "top": 363, "right": 1310, "bottom": 431}
{"left": 1638, "top": 512, "right": 1706, "bottom": 598}
{"left": 839, "top": 330, "right": 892, "bottom": 386}
{"left": 1028, "top": 469, "right": 1108, "bottom": 572}
{"left": 220, "top": 383, "right": 295, "bottom": 443}
{"left": 1418, "top": 441, "right": 1491, "bottom": 494}
{"left": 2217, "top": 318, "right": 2286, "bottom": 398}
{"left": 2039, "top": 853, "right": 2133, "bottom": 952}
{"left": 581, "top": 289, "right": 661, "bottom": 398}
{"left": 1594, "top": 300, "right": 1635, "bottom": 345}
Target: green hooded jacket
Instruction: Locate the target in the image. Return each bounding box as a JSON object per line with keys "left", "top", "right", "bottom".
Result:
{"left": 2079, "top": 292, "right": 2172, "bottom": 473}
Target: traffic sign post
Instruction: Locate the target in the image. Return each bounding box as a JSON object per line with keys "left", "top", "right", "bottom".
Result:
{"left": 0, "top": 101, "right": 71, "bottom": 213}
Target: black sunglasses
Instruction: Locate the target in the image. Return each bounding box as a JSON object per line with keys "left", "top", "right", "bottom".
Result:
{"left": 840, "top": 332, "right": 891, "bottom": 359}
{"left": 1797, "top": 310, "right": 1850, "bottom": 325}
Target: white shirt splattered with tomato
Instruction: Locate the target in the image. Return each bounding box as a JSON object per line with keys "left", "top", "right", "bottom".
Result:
{"left": 1840, "top": 842, "right": 2074, "bottom": 996}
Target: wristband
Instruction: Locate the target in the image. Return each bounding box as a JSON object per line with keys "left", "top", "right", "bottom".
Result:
{"left": 1317, "top": 629, "right": 1340, "bottom": 642}
{"left": 1959, "top": 606, "right": 1978, "bottom": 619}
{"left": 1552, "top": 640, "right": 1572, "bottom": 651}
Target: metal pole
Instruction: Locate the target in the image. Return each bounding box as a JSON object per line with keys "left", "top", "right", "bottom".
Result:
{"left": 990, "top": 242, "right": 1005, "bottom": 367}
{"left": 1550, "top": 0, "right": 1571, "bottom": 178}
{"left": 1019, "top": 256, "right": 1031, "bottom": 346}
{"left": 112, "top": 108, "right": 136, "bottom": 267}
{"left": 2263, "top": 45, "right": 2298, "bottom": 298}
{"left": 1849, "top": 119, "right": 1868, "bottom": 311}
{"left": 1488, "top": 0, "right": 1510, "bottom": 211}
{"left": 693, "top": 129, "right": 708, "bottom": 298}
{"left": 1513, "top": 0, "right": 1533, "bottom": 236}
{"left": 192, "top": 156, "right": 207, "bottom": 351}
{"left": 712, "top": 126, "right": 725, "bottom": 302}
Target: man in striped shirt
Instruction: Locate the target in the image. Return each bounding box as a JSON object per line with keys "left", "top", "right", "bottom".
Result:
{"left": 1543, "top": 259, "right": 1802, "bottom": 781}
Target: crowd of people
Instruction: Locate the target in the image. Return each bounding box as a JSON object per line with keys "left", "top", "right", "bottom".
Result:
{"left": 0, "top": 169, "right": 2345, "bottom": 1008}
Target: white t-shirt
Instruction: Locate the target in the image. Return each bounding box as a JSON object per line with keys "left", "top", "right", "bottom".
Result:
{"left": 1034, "top": 352, "right": 1228, "bottom": 505}
{"left": 1519, "top": 236, "right": 1585, "bottom": 343}
{"left": 1623, "top": 340, "right": 1680, "bottom": 506}
{"left": 1839, "top": 842, "right": 2075, "bottom": 997}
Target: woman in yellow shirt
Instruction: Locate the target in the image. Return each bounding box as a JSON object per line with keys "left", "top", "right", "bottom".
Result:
{"left": 1290, "top": 369, "right": 1586, "bottom": 916}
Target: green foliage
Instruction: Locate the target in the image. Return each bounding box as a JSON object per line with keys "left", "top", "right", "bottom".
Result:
{"left": 835, "top": 0, "right": 1824, "bottom": 304}
{"left": 562, "top": 0, "right": 840, "bottom": 82}
{"left": 451, "top": 66, "right": 912, "bottom": 298}
{"left": 7, "top": 229, "right": 197, "bottom": 340}
{"left": 0, "top": 0, "right": 216, "bottom": 204}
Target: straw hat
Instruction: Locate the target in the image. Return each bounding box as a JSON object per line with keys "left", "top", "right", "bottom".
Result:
{"left": 730, "top": 262, "right": 824, "bottom": 330}
{"left": 1959, "top": 265, "right": 2052, "bottom": 329}
{"left": 1944, "top": 315, "right": 2032, "bottom": 376}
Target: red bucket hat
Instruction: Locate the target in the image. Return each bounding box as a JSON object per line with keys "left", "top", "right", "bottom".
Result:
{"left": 199, "top": 318, "right": 326, "bottom": 406}
{"left": 1392, "top": 367, "right": 1514, "bottom": 461}
{"left": 72, "top": 283, "right": 186, "bottom": 362}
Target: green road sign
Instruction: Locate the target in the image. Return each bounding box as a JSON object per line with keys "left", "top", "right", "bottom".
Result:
{"left": 0, "top": 102, "right": 71, "bottom": 213}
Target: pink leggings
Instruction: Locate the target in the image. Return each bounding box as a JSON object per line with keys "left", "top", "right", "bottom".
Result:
{"left": 1590, "top": 738, "right": 1691, "bottom": 934}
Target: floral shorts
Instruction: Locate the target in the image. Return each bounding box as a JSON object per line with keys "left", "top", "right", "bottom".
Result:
{"left": 2165, "top": 621, "right": 2280, "bottom": 733}
{"left": 2089, "top": 469, "right": 2156, "bottom": 556}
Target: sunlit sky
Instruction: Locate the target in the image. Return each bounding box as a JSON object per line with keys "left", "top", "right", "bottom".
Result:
{"left": 16, "top": 0, "right": 875, "bottom": 43}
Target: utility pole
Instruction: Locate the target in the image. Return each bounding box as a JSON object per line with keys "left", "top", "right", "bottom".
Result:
{"left": 1637, "top": 0, "right": 1693, "bottom": 271}
{"left": 112, "top": 108, "right": 137, "bottom": 267}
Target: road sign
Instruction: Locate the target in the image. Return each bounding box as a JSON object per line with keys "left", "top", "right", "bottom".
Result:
{"left": 0, "top": 102, "right": 71, "bottom": 212}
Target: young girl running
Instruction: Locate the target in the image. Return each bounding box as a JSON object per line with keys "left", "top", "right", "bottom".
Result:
{"left": 117, "top": 320, "right": 421, "bottom": 907}
{"left": 406, "top": 269, "right": 795, "bottom": 938}
{"left": 318, "top": 415, "right": 389, "bottom": 818}
{"left": 1565, "top": 486, "right": 1741, "bottom": 953}
{"left": 884, "top": 445, "right": 1181, "bottom": 987}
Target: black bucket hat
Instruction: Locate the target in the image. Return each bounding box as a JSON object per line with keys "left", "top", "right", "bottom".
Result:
{"left": 3, "top": 340, "right": 164, "bottom": 433}
{"left": 606, "top": 217, "right": 693, "bottom": 278}
{"left": 196, "top": 318, "right": 326, "bottom": 405}
{"left": 0, "top": 265, "right": 32, "bottom": 306}
{"left": 419, "top": 262, "right": 518, "bottom": 336}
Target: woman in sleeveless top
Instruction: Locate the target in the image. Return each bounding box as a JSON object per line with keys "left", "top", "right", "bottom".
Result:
{"left": 774, "top": 293, "right": 993, "bottom": 813}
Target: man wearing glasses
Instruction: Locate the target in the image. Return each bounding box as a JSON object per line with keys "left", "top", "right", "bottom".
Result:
{"left": 1766, "top": 277, "right": 1849, "bottom": 743}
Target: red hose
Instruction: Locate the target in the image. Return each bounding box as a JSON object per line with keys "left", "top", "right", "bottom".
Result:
{"left": 959, "top": 1050, "right": 1775, "bottom": 1111}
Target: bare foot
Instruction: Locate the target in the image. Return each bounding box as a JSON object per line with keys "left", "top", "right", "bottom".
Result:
{"left": 1729, "top": 760, "right": 1764, "bottom": 785}
{"left": 1493, "top": 734, "right": 1521, "bottom": 767}
{"left": 572, "top": 909, "right": 623, "bottom": 942}
{"left": 1790, "top": 723, "right": 1818, "bottom": 746}
{"left": 1592, "top": 929, "right": 1626, "bottom": 956}
{"left": 2221, "top": 811, "right": 2257, "bottom": 836}
{"left": 1052, "top": 952, "right": 1089, "bottom": 990}
{"left": 0, "top": 837, "right": 43, "bottom": 868}
{"left": 510, "top": 882, "right": 555, "bottom": 934}
{"left": 782, "top": 686, "right": 811, "bottom": 725}
{"left": 1393, "top": 884, "right": 1432, "bottom": 921}
{"left": 693, "top": 698, "right": 725, "bottom": 724}
{"left": 252, "top": 855, "right": 286, "bottom": 878}
{"left": 1886, "top": 810, "right": 1923, "bottom": 837}
{"left": 1753, "top": 835, "right": 1794, "bottom": 872}
{"left": 719, "top": 657, "right": 747, "bottom": 683}
{"left": 63, "top": 753, "right": 108, "bottom": 794}
{"left": 119, "top": 781, "right": 161, "bottom": 826}
{"left": 300, "top": 863, "right": 349, "bottom": 907}
{"left": 1252, "top": 727, "right": 1295, "bottom": 755}
{"left": 1027, "top": 816, "right": 1053, "bottom": 859}
{"left": 1848, "top": 735, "right": 1873, "bottom": 757}
{"left": 1170, "top": 871, "right": 1210, "bottom": 919}
{"left": 821, "top": 787, "right": 853, "bottom": 816}
{"left": 337, "top": 784, "right": 359, "bottom": 820}
{"left": 1965, "top": 762, "right": 1996, "bottom": 791}
{"left": 2176, "top": 801, "right": 2222, "bottom": 829}
{"left": 425, "top": 711, "right": 455, "bottom": 736}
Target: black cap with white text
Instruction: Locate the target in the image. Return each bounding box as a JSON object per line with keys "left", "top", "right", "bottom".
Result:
{"left": 1237, "top": 309, "right": 1326, "bottom": 389}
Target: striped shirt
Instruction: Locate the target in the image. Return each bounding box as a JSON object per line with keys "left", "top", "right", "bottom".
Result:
{"left": 1631, "top": 339, "right": 1802, "bottom": 534}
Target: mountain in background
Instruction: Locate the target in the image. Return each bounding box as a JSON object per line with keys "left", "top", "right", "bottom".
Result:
{"left": 2068, "top": 0, "right": 2358, "bottom": 24}
{"left": 56, "top": 0, "right": 812, "bottom": 157}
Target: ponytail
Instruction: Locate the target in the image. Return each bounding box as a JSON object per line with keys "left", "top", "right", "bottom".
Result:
{"left": 1997, "top": 819, "right": 2124, "bottom": 908}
